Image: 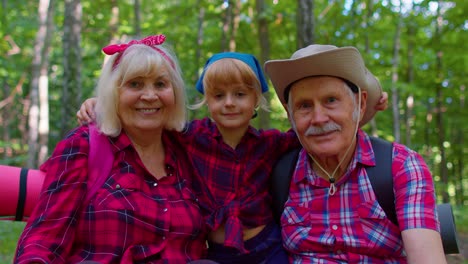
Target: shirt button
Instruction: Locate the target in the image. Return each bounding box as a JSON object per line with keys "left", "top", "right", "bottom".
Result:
{"left": 163, "top": 208, "right": 168, "bottom": 212}
{"left": 153, "top": 182, "right": 158, "bottom": 187}
{"left": 332, "top": 225, "right": 338, "bottom": 230}
{"left": 115, "top": 184, "right": 121, "bottom": 189}
{"left": 162, "top": 236, "right": 166, "bottom": 240}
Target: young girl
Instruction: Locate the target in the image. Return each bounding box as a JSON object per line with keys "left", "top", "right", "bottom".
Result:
{"left": 182, "top": 53, "right": 299, "bottom": 263}
{"left": 78, "top": 52, "right": 388, "bottom": 263}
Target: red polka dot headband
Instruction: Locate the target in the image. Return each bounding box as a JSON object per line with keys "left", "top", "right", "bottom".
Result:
{"left": 102, "top": 34, "right": 175, "bottom": 70}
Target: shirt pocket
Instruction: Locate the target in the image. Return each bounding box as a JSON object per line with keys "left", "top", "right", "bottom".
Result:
{"left": 93, "top": 184, "right": 142, "bottom": 211}
{"left": 356, "top": 199, "right": 403, "bottom": 255}
{"left": 91, "top": 176, "right": 143, "bottom": 211}
{"left": 281, "top": 204, "right": 313, "bottom": 252}
{"left": 281, "top": 203, "right": 311, "bottom": 226}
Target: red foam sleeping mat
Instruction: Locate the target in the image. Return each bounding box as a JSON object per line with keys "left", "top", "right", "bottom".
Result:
{"left": 0, "top": 165, "right": 45, "bottom": 221}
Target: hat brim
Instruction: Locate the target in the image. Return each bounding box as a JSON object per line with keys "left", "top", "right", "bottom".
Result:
{"left": 265, "top": 47, "right": 381, "bottom": 124}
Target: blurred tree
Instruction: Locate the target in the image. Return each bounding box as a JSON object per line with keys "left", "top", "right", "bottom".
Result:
{"left": 297, "top": 0, "right": 314, "bottom": 48}
{"left": 61, "top": 0, "right": 82, "bottom": 136}
{"left": 27, "top": 0, "right": 54, "bottom": 168}
{"left": 256, "top": 0, "right": 271, "bottom": 129}
{"left": 0, "top": 0, "right": 466, "bottom": 205}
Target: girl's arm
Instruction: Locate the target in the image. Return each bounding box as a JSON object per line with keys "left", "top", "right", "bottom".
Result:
{"left": 77, "top": 98, "right": 97, "bottom": 125}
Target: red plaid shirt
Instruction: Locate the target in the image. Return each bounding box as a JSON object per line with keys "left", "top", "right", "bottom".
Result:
{"left": 282, "top": 130, "right": 439, "bottom": 263}
{"left": 178, "top": 118, "right": 300, "bottom": 252}
{"left": 15, "top": 125, "right": 207, "bottom": 264}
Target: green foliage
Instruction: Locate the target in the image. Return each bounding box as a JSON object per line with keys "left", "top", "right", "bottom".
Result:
{"left": 0, "top": 221, "right": 26, "bottom": 263}
{"left": 0, "top": 0, "right": 466, "bottom": 204}
{"left": 453, "top": 205, "right": 468, "bottom": 233}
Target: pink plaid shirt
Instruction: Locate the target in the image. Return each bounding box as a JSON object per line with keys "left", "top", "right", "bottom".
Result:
{"left": 282, "top": 130, "right": 439, "bottom": 263}
{"left": 179, "top": 118, "right": 300, "bottom": 252}
{"left": 15, "top": 125, "right": 207, "bottom": 264}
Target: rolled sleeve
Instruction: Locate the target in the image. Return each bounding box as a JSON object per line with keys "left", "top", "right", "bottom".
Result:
{"left": 392, "top": 143, "right": 439, "bottom": 232}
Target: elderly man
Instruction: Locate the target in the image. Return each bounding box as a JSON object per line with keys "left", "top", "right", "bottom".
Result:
{"left": 264, "top": 45, "right": 446, "bottom": 263}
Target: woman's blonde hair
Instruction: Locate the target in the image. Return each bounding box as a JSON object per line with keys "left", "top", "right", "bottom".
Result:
{"left": 95, "top": 44, "right": 187, "bottom": 136}
{"left": 191, "top": 58, "right": 269, "bottom": 111}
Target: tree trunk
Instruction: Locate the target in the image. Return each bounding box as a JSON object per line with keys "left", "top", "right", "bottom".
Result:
{"left": 195, "top": 1, "right": 205, "bottom": 71}
{"left": 348, "top": 0, "right": 357, "bottom": 46}
{"left": 405, "top": 5, "right": 416, "bottom": 147}
{"left": 391, "top": 1, "right": 402, "bottom": 143}
{"left": 404, "top": 95, "right": 414, "bottom": 145}
{"left": 220, "top": 1, "right": 232, "bottom": 51}
{"left": 364, "top": 0, "right": 373, "bottom": 56}
{"left": 423, "top": 102, "right": 432, "bottom": 159}
{"left": 1, "top": 81, "right": 12, "bottom": 160}
{"left": 296, "top": 0, "right": 314, "bottom": 49}
{"left": 434, "top": 1, "right": 449, "bottom": 202}
{"left": 102, "top": 0, "right": 119, "bottom": 69}
{"left": 38, "top": 0, "right": 55, "bottom": 165}
{"left": 1, "top": 5, "right": 15, "bottom": 160}
{"left": 27, "top": 0, "right": 53, "bottom": 168}
{"left": 134, "top": 0, "right": 141, "bottom": 38}
{"left": 62, "top": 0, "right": 82, "bottom": 136}
{"left": 455, "top": 85, "right": 465, "bottom": 204}
{"left": 228, "top": 0, "right": 241, "bottom": 52}
{"left": 108, "top": 0, "right": 119, "bottom": 42}
{"left": 256, "top": 0, "right": 271, "bottom": 129}
{"left": 1, "top": 0, "right": 6, "bottom": 160}
{"left": 363, "top": 0, "right": 378, "bottom": 136}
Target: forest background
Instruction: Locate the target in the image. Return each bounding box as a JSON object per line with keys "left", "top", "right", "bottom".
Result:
{"left": 0, "top": 0, "right": 467, "bottom": 262}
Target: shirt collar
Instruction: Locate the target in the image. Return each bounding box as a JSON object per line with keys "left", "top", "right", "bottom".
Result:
{"left": 111, "top": 130, "right": 178, "bottom": 169}
{"left": 293, "top": 129, "right": 375, "bottom": 184}
{"left": 209, "top": 121, "right": 260, "bottom": 140}
{"left": 356, "top": 129, "right": 375, "bottom": 167}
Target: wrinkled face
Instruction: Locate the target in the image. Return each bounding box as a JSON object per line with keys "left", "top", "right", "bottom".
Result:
{"left": 205, "top": 83, "right": 257, "bottom": 133}
{"left": 118, "top": 65, "right": 175, "bottom": 134}
{"left": 287, "top": 76, "right": 366, "bottom": 158}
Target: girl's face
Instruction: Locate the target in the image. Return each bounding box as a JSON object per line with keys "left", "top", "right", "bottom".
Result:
{"left": 205, "top": 83, "right": 257, "bottom": 133}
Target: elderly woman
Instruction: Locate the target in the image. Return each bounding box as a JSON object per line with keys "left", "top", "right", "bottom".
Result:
{"left": 14, "top": 35, "right": 207, "bottom": 263}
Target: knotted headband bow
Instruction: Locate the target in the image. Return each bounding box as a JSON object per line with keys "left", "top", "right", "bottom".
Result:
{"left": 102, "top": 34, "right": 175, "bottom": 70}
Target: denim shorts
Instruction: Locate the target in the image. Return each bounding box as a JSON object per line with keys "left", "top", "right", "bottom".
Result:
{"left": 206, "top": 221, "right": 288, "bottom": 264}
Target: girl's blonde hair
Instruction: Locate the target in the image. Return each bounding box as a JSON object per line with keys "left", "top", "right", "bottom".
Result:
{"left": 95, "top": 44, "right": 187, "bottom": 136}
{"left": 191, "top": 58, "right": 269, "bottom": 111}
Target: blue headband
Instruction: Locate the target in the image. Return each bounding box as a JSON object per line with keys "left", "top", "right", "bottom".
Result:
{"left": 195, "top": 52, "right": 269, "bottom": 94}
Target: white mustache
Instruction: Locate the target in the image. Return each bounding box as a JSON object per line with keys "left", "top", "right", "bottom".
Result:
{"left": 305, "top": 122, "right": 341, "bottom": 136}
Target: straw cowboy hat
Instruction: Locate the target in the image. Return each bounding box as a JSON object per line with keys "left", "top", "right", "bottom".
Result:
{"left": 264, "top": 44, "right": 382, "bottom": 124}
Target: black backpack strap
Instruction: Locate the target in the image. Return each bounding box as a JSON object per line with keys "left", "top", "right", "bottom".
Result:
{"left": 270, "top": 148, "right": 301, "bottom": 224}
{"left": 15, "top": 168, "right": 29, "bottom": 221}
{"left": 271, "top": 138, "right": 396, "bottom": 225}
{"left": 270, "top": 137, "right": 459, "bottom": 254}
{"left": 367, "top": 137, "right": 397, "bottom": 226}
